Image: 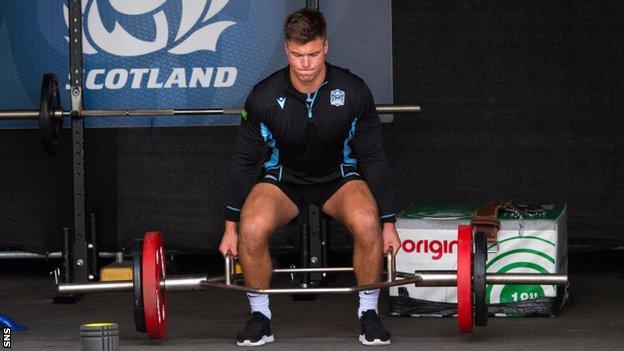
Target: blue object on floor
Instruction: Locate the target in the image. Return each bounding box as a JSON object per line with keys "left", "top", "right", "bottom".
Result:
{"left": 0, "top": 313, "right": 28, "bottom": 331}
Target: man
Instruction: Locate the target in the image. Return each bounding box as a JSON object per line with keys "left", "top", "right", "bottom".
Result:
{"left": 219, "top": 8, "right": 401, "bottom": 347}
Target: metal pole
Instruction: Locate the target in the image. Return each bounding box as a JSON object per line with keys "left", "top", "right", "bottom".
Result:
{"left": 229, "top": 255, "right": 235, "bottom": 282}
{"left": 71, "top": 115, "right": 88, "bottom": 283}
{"left": 88, "top": 212, "right": 98, "bottom": 280}
{"left": 308, "top": 205, "right": 322, "bottom": 283}
{"left": 68, "top": 0, "right": 88, "bottom": 284}
{"left": 164, "top": 275, "right": 222, "bottom": 291}
{"left": 400, "top": 272, "right": 568, "bottom": 286}
{"left": 0, "top": 251, "right": 119, "bottom": 260}
{"left": 0, "top": 105, "right": 420, "bottom": 120}
{"left": 202, "top": 277, "right": 422, "bottom": 294}
{"left": 225, "top": 254, "right": 233, "bottom": 286}
{"left": 56, "top": 272, "right": 567, "bottom": 295}
{"left": 57, "top": 274, "right": 224, "bottom": 294}
{"left": 59, "top": 281, "right": 133, "bottom": 294}
{"left": 300, "top": 221, "right": 310, "bottom": 287}
{"left": 386, "top": 251, "right": 395, "bottom": 283}
{"left": 0, "top": 111, "right": 39, "bottom": 118}
{"left": 486, "top": 273, "right": 568, "bottom": 285}
{"left": 273, "top": 267, "right": 354, "bottom": 273}
{"left": 375, "top": 104, "right": 421, "bottom": 114}
{"left": 61, "top": 227, "right": 71, "bottom": 283}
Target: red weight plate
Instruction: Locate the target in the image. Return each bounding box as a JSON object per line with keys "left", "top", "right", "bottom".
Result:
{"left": 142, "top": 231, "right": 167, "bottom": 339}
{"left": 457, "top": 225, "right": 473, "bottom": 333}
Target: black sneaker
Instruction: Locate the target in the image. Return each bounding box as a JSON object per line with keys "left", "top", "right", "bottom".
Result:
{"left": 359, "top": 310, "right": 391, "bottom": 346}
{"left": 236, "top": 312, "right": 275, "bottom": 346}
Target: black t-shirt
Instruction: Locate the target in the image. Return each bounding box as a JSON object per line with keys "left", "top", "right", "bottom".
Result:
{"left": 224, "top": 63, "right": 395, "bottom": 222}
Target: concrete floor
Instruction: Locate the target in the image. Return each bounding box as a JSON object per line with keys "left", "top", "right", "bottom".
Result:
{"left": 1, "top": 251, "right": 623, "bottom": 350}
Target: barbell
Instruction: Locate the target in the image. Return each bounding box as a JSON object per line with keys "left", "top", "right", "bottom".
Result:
{"left": 0, "top": 74, "right": 422, "bottom": 154}
{"left": 56, "top": 225, "right": 568, "bottom": 339}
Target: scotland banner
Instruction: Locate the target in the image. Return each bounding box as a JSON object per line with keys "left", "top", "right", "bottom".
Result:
{"left": 0, "top": 0, "right": 392, "bottom": 127}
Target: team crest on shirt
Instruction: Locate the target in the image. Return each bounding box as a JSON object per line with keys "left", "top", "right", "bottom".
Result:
{"left": 330, "top": 89, "right": 345, "bottom": 107}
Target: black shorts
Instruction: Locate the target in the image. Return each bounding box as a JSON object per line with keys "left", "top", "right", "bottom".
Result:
{"left": 258, "top": 175, "right": 363, "bottom": 213}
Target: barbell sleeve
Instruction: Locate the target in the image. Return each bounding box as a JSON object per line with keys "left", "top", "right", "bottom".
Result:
{"left": 486, "top": 273, "right": 568, "bottom": 285}
{"left": 58, "top": 280, "right": 133, "bottom": 294}
{"left": 376, "top": 104, "right": 421, "bottom": 114}
{"left": 403, "top": 272, "right": 568, "bottom": 286}
{"left": 0, "top": 110, "right": 39, "bottom": 119}
{"left": 56, "top": 274, "right": 224, "bottom": 294}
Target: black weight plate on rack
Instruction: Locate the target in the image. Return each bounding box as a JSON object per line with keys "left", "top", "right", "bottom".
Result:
{"left": 39, "top": 74, "right": 63, "bottom": 154}
{"left": 133, "top": 239, "right": 146, "bottom": 333}
{"left": 474, "top": 231, "right": 488, "bottom": 326}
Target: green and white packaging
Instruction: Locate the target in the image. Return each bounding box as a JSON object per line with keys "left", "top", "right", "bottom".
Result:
{"left": 390, "top": 204, "right": 568, "bottom": 317}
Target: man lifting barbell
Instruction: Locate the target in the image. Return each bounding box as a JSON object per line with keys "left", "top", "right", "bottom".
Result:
{"left": 218, "top": 8, "right": 401, "bottom": 346}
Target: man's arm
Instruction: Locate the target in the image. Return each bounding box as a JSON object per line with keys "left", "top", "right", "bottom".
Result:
{"left": 351, "top": 82, "right": 396, "bottom": 223}
{"left": 220, "top": 90, "right": 266, "bottom": 256}
{"left": 224, "top": 89, "right": 267, "bottom": 222}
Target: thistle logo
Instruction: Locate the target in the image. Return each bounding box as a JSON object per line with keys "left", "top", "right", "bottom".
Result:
{"left": 63, "top": 0, "right": 235, "bottom": 56}
{"left": 61, "top": 0, "right": 237, "bottom": 90}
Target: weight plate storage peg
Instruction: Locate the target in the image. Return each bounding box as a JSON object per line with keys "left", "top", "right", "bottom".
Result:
{"left": 142, "top": 231, "right": 167, "bottom": 339}
{"left": 457, "top": 225, "right": 473, "bottom": 333}
{"left": 39, "top": 73, "right": 63, "bottom": 154}
{"left": 133, "top": 239, "right": 146, "bottom": 333}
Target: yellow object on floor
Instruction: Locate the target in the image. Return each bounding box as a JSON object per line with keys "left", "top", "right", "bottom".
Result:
{"left": 100, "top": 262, "right": 133, "bottom": 281}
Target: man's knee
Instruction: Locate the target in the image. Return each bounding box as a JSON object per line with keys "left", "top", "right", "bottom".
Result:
{"left": 349, "top": 208, "right": 382, "bottom": 246}
{"left": 238, "top": 215, "right": 274, "bottom": 253}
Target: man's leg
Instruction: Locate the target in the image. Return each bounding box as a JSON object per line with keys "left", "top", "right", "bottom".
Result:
{"left": 322, "top": 180, "right": 382, "bottom": 286}
{"left": 236, "top": 182, "right": 299, "bottom": 346}
{"left": 239, "top": 182, "right": 299, "bottom": 289}
{"left": 322, "top": 179, "right": 391, "bottom": 346}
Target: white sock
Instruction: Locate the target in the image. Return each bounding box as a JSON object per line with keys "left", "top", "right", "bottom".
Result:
{"left": 358, "top": 289, "right": 380, "bottom": 318}
{"left": 247, "top": 293, "right": 271, "bottom": 320}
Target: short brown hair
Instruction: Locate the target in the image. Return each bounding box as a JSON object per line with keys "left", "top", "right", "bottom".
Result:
{"left": 284, "top": 9, "right": 326, "bottom": 43}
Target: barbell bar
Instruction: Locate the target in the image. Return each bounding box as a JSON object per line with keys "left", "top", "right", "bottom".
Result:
{"left": 0, "top": 104, "right": 421, "bottom": 119}
{"left": 56, "top": 270, "right": 567, "bottom": 295}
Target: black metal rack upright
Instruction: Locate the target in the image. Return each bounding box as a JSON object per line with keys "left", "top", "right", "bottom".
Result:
{"left": 53, "top": 0, "right": 90, "bottom": 303}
